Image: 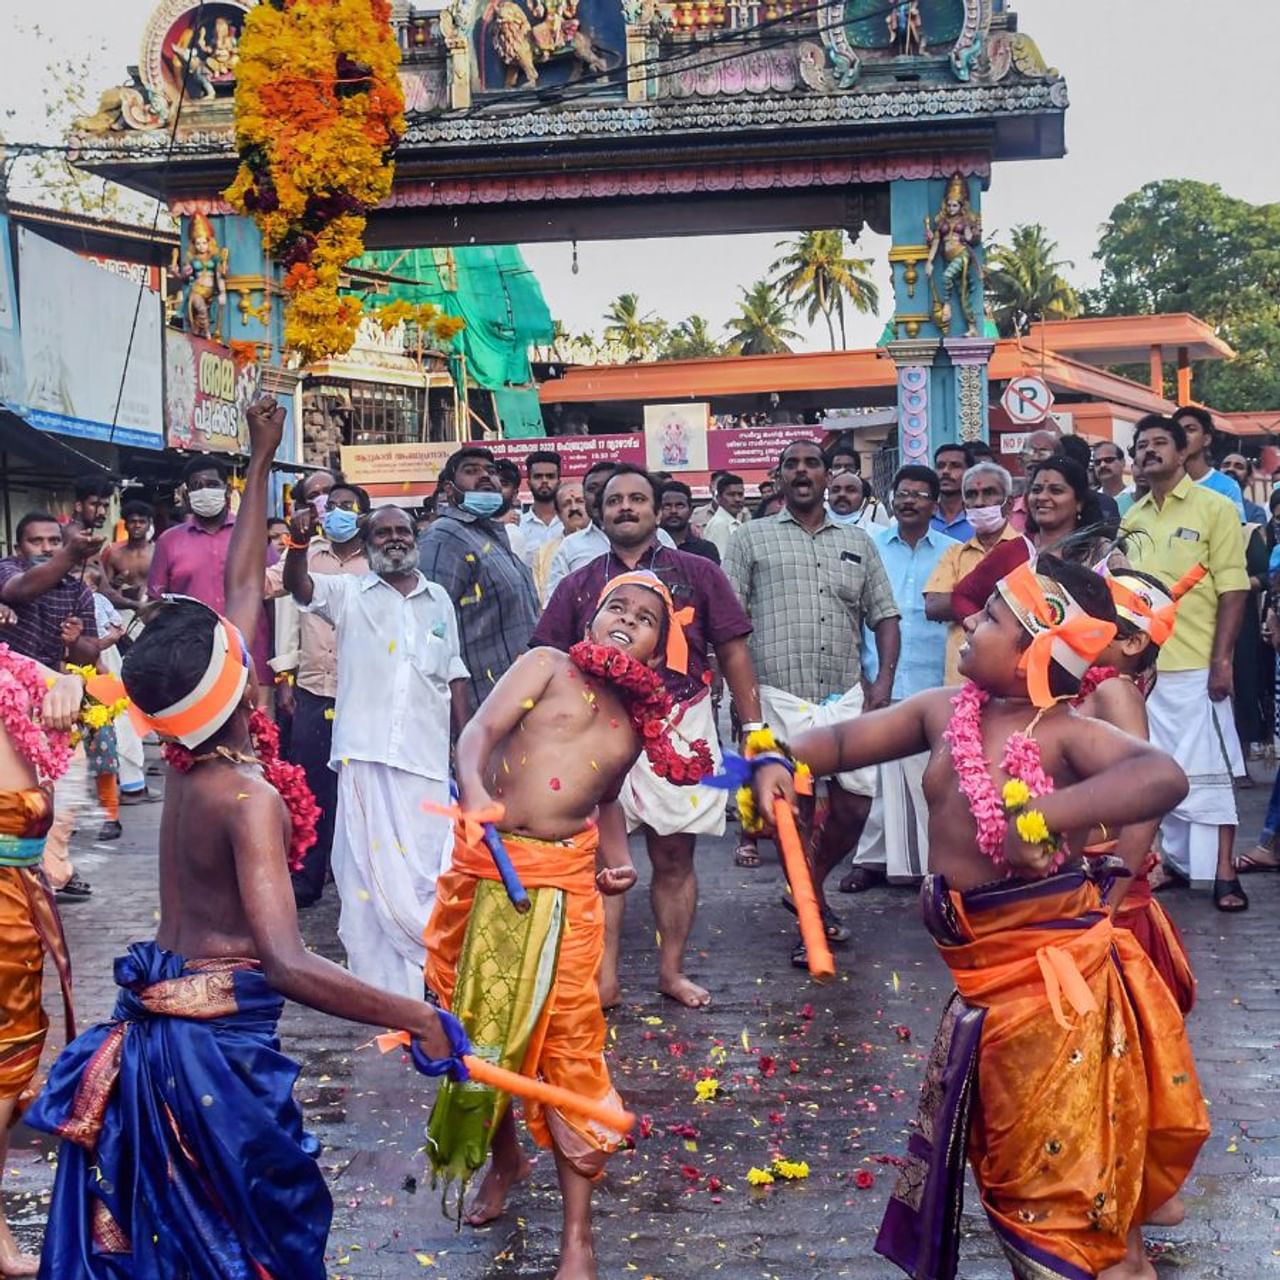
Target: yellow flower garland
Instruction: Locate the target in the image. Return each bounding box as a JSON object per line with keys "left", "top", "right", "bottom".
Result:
{"left": 226, "top": 0, "right": 405, "bottom": 363}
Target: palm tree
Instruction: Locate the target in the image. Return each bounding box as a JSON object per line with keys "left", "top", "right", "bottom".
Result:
{"left": 661, "top": 315, "right": 724, "bottom": 360}
{"left": 770, "top": 230, "right": 880, "bottom": 350}
{"left": 602, "top": 293, "right": 666, "bottom": 361}
{"left": 985, "top": 224, "right": 1082, "bottom": 337}
{"left": 726, "top": 280, "right": 801, "bottom": 355}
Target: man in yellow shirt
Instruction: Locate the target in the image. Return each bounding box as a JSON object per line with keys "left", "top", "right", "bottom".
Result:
{"left": 1122, "top": 414, "right": 1249, "bottom": 909}
{"left": 924, "top": 461, "right": 1024, "bottom": 683}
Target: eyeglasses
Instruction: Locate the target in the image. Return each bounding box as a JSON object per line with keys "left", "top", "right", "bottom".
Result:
{"left": 894, "top": 489, "right": 934, "bottom": 502}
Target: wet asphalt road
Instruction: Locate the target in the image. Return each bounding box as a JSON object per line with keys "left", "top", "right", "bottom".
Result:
{"left": 6, "top": 762, "right": 1279, "bottom": 1278}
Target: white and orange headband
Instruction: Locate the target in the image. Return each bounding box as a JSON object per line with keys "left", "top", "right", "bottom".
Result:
{"left": 996, "top": 562, "right": 1117, "bottom": 708}
{"left": 596, "top": 571, "right": 694, "bottom": 675}
{"left": 1103, "top": 563, "right": 1205, "bottom": 648}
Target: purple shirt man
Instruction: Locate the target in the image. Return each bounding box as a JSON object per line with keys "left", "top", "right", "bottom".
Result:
{"left": 531, "top": 546, "right": 750, "bottom": 702}
{"left": 149, "top": 516, "right": 275, "bottom": 682}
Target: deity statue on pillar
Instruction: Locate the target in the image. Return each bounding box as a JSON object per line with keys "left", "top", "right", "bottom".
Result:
{"left": 168, "top": 213, "right": 229, "bottom": 339}
{"left": 925, "top": 174, "right": 983, "bottom": 337}
{"left": 886, "top": 2, "right": 925, "bottom": 56}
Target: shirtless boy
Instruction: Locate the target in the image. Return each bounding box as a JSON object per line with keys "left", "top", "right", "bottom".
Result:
{"left": 427, "top": 568, "right": 712, "bottom": 1280}
{"left": 99, "top": 500, "right": 154, "bottom": 613}
{"left": 25, "top": 400, "right": 461, "bottom": 1279}
{"left": 755, "top": 556, "right": 1208, "bottom": 1280}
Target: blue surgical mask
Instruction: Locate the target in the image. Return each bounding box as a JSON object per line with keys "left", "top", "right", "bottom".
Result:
{"left": 825, "top": 503, "right": 860, "bottom": 527}
{"left": 322, "top": 508, "right": 361, "bottom": 543}
{"left": 461, "top": 491, "right": 504, "bottom": 519}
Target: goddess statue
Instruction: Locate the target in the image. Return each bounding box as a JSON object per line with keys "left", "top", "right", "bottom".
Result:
{"left": 925, "top": 174, "right": 983, "bottom": 337}
{"left": 168, "top": 214, "right": 228, "bottom": 340}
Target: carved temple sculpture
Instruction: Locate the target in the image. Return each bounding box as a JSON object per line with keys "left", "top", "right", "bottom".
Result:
{"left": 69, "top": 0, "right": 1065, "bottom": 452}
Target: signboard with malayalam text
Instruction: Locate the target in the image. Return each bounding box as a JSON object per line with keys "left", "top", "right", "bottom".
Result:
{"left": 165, "top": 331, "right": 256, "bottom": 453}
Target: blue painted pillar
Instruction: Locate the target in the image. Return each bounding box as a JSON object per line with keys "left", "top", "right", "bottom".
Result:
{"left": 886, "top": 173, "right": 992, "bottom": 450}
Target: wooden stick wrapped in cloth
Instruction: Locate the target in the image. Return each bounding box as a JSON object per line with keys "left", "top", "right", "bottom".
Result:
{"left": 375, "top": 1029, "right": 636, "bottom": 1134}
{"left": 709, "top": 730, "right": 833, "bottom": 980}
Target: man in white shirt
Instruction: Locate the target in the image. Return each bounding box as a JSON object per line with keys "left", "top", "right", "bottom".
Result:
{"left": 283, "top": 504, "right": 470, "bottom": 998}
{"left": 703, "top": 472, "right": 750, "bottom": 557}
{"left": 517, "top": 449, "right": 564, "bottom": 565}
{"left": 545, "top": 460, "right": 674, "bottom": 597}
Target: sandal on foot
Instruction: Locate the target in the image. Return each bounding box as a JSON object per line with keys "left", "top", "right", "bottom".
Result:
{"left": 838, "top": 865, "right": 885, "bottom": 894}
{"left": 779, "top": 897, "right": 851, "bottom": 943}
{"left": 734, "top": 842, "right": 761, "bottom": 868}
{"left": 1214, "top": 876, "right": 1249, "bottom": 912}
{"left": 790, "top": 940, "right": 810, "bottom": 970}
{"left": 1236, "top": 849, "right": 1280, "bottom": 874}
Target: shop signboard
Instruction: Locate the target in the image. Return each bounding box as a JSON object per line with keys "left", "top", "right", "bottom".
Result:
{"left": 164, "top": 331, "right": 256, "bottom": 453}
{"left": 17, "top": 228, "right": 164, "bottom": 450}
{"left": 708, "top": 422, "right": 823, "bottom": 471}
{"left": 340, "top": 441, "right": 456, "bottom": 485}
{"left": 470, "top": 434, "right": 646, "bottom": 476}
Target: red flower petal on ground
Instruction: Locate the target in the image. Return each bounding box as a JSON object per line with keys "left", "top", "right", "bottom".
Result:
{"left": 854, "top": 1170, "right": 876, "bottom": 1189}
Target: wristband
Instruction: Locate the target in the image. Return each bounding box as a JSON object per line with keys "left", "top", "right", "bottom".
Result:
{"left": 282, "top": 536, "right": 310, "bottom": 552}
{"left": 739, "top": 721, "right": 766, "bottom": 735}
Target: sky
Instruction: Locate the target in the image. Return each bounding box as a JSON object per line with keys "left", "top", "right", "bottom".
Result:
{"left": 6, "top": 1, "right": 1280, "bottom": 352}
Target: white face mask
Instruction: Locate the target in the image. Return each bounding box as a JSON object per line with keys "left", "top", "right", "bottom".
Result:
{"left": 967, "top": 504, "right": 1006, "bottom": 534}
{"left": 189, "top": 488, "right": 227, "bottom": 519}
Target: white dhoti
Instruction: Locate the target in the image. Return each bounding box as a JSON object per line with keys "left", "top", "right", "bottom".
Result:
{"left": 330, "top": 760, "right": 452, "bottom": 998}
{"left": 853, "top": 750, "right": 930, "bottom": 881}
{"left": 1147, "top": 668, "right": 1240, "bottom": 884}
{"left": 759, "top": 684, "right": 876, "bottom": 798}
{"left": 101, "top": 640, "right": 145, "bottom": 794}
{"left": 619, "top": 692, "right": 725, "bottom": 838}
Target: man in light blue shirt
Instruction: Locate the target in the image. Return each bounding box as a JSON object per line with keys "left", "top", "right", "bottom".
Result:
{"left": 846, "top": 464, "right": 949, "bottom": 890}
{"left": 1175, "top": 405, "right": 1246, "bottom": 523}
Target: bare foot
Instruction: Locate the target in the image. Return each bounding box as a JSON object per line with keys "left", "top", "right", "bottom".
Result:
{"left": 597, "top": 979, "right": 621, "bottom": 1011}
{"left": 659, "top": 973, "right": 711, "bottom": 1009}
{"left": 1098, "top": 1260, "right": 1155, "bottom": 1280}
{"left": 1146, "top": 1193, "right": 1186, "bottom": 1227}
{"left": 463, "top": 1153, "right": 533, "bottom": 1227}
{"left": 0, "top": 1222, "right": 39, "bottom": 1278}
{"left": 553, "top": 1234, "right": 597, "bottom": 1280}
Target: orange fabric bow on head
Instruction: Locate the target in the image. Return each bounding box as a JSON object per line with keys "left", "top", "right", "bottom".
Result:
{"left": 596, "top": 570, "right": 695, "bottom": 676}
{"left": 1104, "top": 562, "right": 1204, "bottom": 649}
{"left": 997, "top": 563, "right": 1117, "bottom": 708}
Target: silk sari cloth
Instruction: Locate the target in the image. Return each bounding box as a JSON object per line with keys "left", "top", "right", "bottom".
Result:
{"left": 877, "top": 870, "right": 1208, "bottom": 1280}
{"left": 25, "top": 941, "right": 331, "bottom": 1279}
{"left": 425, "top": 822, "right": 623, "bottom": 1185}
{"left": 0, "top": 785, "right": 71, "bottom": 1103}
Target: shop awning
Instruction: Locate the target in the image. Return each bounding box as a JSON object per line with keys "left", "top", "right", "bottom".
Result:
{"left": 0, "top": 409, "right": 115, "bottom": 477}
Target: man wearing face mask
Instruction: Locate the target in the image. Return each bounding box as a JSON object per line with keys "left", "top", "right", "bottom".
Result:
{"left": 149, "top": 455, "right": 276, "bottom": 691}
{"left": 923, "top": 461, "right": 1023, "bottom": 683}
{"left": 418, "top": 446, "right": 540, "bottom": 711}
{"left": 826, "top": 469, "right": 890, "bottom": 530}
{"left": 265, "top": 476, "right": 370, "bottom": 908}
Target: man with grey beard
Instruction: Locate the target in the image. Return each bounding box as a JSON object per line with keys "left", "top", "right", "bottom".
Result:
{"left": 284, "top": 504, "right": 472, "bottom": 998}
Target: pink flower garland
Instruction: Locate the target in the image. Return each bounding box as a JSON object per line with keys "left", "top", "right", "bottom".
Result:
{"left": 0, "top": 646, "right": 73, "bottom": 784}
{"left": 942, "top": 681, "right": 1064, "bottom": 871}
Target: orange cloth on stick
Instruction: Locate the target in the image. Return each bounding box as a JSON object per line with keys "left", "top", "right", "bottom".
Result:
{"left": 0, "top": 787, "right": 72, "bottom": 1104}
{"left": 939, "top": 876, "right": 1208, "bottom": 1276}
{"left": 426, "top": 822, "right": 622, "bottom": 1177}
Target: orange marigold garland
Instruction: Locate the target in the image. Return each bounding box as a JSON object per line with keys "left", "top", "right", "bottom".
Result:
{"left": 225, "top": 0, "right": 404, "bottom": 363}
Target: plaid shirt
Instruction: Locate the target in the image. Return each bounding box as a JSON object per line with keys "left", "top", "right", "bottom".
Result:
{"left": 418, "top": 506, "right": 539, "bottom": 709}
{"left": 0, "top": 558, "right": 98, "bottom": 669}
{"left": 723, "top": 509, "right": 899, "bottom": 701}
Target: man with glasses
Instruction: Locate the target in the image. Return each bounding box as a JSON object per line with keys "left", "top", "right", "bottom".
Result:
{"left": 843, "top": 466, "right": 949, "bottom": 892}
{"left": 1092, "top": 440, "right": 1135, "bottom": 515}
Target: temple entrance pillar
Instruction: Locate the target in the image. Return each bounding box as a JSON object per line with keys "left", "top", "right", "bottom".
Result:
{"left": 886, "top": 172, "right": 990, "bottom": 452}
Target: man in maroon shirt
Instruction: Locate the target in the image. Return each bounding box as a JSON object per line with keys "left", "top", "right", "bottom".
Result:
{"left": 148, "top": 455, "right": 275, "bottom": 688}
{"left": 533, "top": 465, "right": 763, "bottom": 1008}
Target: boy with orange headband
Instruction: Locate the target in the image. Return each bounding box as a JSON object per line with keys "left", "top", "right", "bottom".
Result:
{"left": 25, "top": 399, "right": 466, "bottom": 1280}
{"left": 752, "top": 556, "right": 1208, "bottom": 1280}
{"left": 426, "top": 568, "right": 713, "bottom": 1280}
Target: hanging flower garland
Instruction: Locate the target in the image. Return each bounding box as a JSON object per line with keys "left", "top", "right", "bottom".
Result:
{"left": 568, "top": 642, "right": 715, "bottom": 785}
{"left": 225, "top": 0, "right": 405, "bottom": 363}
{"left": 367, "top": 299, "right": 467, "bottom": 348}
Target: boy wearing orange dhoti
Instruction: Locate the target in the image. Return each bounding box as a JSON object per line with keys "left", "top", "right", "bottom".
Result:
{"left": 752, "top": 557, "right": 1209, "bottom": 1280}
{"left": 0, "top": 657, "right": 85, "bottom": 1276}
{"left": 426, "top": 571, "right": 713, "bottom": 1280}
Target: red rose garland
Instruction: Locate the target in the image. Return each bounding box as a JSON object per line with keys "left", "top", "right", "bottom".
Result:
{"left": 568, "top": 641, "right": 715, "bottom": 785}
{"left": 163, "top": 708, "right": 318, "bottom": 872}
{"left": 1072, "top": 665, "right": 1119, "bottom": 705}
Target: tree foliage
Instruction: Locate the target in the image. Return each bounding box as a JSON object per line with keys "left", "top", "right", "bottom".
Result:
{"left": 726, "top": 280, "right": 800, "bottom": 356}
{"left": 602, "top": 292, "right": 667, "bottom": 361}
{"left": 984, "top": 223, "right": 1081, "bottom": 337}
{"left": 1085, "top": 180, "right": 1280, "bottom": 412}
{"left": 661, "top": 314, "right": 724, "bottom": 360}
{"left": 770, "top": 230, "right": 879, "bottom": 350}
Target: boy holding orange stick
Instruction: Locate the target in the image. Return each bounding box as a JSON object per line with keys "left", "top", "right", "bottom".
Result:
{"left": 425, "top": 568, "right": 713, "bottom": 1280}
{"left": 751, "top": 557, "right": 1208, "bottom": 1280}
